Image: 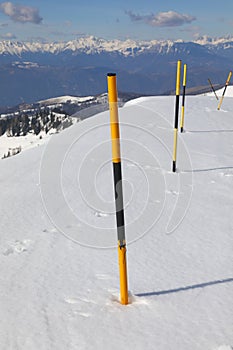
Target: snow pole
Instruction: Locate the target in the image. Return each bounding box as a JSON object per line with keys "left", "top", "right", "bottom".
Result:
{"left": 217, "top": 71, "right": 232, "bottom": 110}
{"left": 180, "top": 64, "right": 187, "bottom": 133}
{"left": 107, "top": 73, "right": 128, "bottom": 305}
{"left": 172, "top": 60, "right": 181, "bottom": 173}
{"left": 208, "top": 78, "right": 219, "bottom": 100}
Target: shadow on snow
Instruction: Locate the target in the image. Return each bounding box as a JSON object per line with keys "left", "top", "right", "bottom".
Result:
{"left": 182, "top": 166, "right": 233, "bottom": 173}
{"left": 136, "top": 277, "right": 233, "bottom": 298}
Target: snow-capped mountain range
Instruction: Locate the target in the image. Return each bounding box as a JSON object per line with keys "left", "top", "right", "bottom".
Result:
{"left": 0, "top": 35, "right": 233, "bottom": 56}
{"left": 0, "top": 35, "right": 233, "bottom": 106}
{"left": 0, "top": 36, "right": 177, "bottom": 56}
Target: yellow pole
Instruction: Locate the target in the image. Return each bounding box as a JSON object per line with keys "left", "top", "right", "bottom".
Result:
{"left": 217, "top": 71, "right": 232, "bottom": 110}
{"left": 180, "top": 64, "right": 187, "bottom": 133}
{"left": 118, "top": 245, "right": 128, "bottom": 305}
{"left": 172, "top": 60, "right": 181, "bottom": 172}
{"left": 107, "top": 73, "right": 128, "bottom": 305}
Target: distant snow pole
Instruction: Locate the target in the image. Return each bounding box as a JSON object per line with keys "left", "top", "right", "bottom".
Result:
{"left": 172, "top": 60, "right": 181, "bottom": 173}
{"left": 180, "top": 63, "right": 187, "bottom": 133}
{"left": 208, "top": 78, "right": 219, "bottom": 100}
{"left": 107, "top": 73, "right": 128, "bottom": 305}
{"left": 217, "top": 71, "right": 232, "bottom": 110}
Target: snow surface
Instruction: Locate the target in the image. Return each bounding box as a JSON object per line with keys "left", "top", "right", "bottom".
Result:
{"left": 0, "top": 131, "right": 50, "bottom": 159}
{"left": 38, "top": 95, "right": 95, "bottom": 105}
{"left": 205, "top": 85, "right": 233, "bottom": 98}
{"left": 0, "top": 95, "right": 232, "bottom": 349}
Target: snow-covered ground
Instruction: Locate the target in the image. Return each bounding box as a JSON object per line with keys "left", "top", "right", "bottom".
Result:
{"left": 0, "top": 95, "right": 232, "bottom": 350}
{"left": 0, "top": 131, "right": 51, "bottom": 159}
{"left": 205, "top": 84, "right": 233, "bottom": 98}
{"left": 38, "top": 95, "right": 95, "bottom": 105}
{"left": 0, "top": 113, "right": 75, "bottom": 159}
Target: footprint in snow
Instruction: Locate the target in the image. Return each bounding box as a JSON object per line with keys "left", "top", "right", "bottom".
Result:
{"left": 65, "top": 297, "right": 96, "bottom": 305}
{"left": 3, "top": 239, "right": 32, "bottom": 256}
{"left": 125, "top": 162, "right": 138, "bottom": 168}
{"left": 65, "top": 298, "right": 80, "bottom": 305}
{"left": 96, "top": 273, "right": 112, "bottom": 280}
{"left": 94, "top": 211, "right": 110, "bottom": 218}
{"left": 76, "top": 312, "right": 90, "bottom": 318}
{"left": 43, "top": 227, "right": 59, "bottom": 233}
{"left": 220, "top": 171, "right": 233, "bottom": 177}
{"left": 143, "top": 165, "right": 160, "bottom": 171}
{"left": 166, "top": 189, "right": 179, "bottom": 196}
{"left": 65, "top": 297, "right": 95, "bottom": 318}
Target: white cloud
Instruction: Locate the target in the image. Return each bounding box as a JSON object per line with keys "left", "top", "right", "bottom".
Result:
{"left": 126, "top": 10, "right": 196, "bottom": 27}
{"left": 0, "top": 32, "right": 16, "bottom": 39}
{"left": 0, "top": 2, "right": 42, "bottom": 24}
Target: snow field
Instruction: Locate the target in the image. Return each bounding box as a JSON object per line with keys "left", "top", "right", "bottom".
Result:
{"left": 0, "top": 95, "right": 232, "bottom": 349}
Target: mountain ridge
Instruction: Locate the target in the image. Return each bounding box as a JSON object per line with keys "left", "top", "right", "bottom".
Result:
{"left": 0, "top": 35, "right": 232, "bottom": 106}
{"left": 1, "top": 35, "right": 233, "bottom": 56}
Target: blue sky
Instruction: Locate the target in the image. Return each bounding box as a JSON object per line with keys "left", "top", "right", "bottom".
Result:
{"left": 0, "top": 0, "right": 232, "bottom": 42}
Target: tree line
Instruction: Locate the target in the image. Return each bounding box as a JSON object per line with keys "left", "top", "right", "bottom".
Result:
{"left": 0, "top": 109, "right": 73, "bottom": 137}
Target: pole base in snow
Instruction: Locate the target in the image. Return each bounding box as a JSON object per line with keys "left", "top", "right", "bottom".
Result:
{"left": 172, "top": 161, "right": 176, "bottom": 173}
{"left": 181, "top": 127, "right": 183, "bottom": 133}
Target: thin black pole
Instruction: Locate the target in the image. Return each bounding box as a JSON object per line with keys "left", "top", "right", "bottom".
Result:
{"left": 208, "top": 78, "right": 219, "bottom": 100}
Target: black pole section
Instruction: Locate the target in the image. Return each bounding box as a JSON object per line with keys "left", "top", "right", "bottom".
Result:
{"left": 208, "top": 78, "right": 218, "bottom": 100}
{"left": 180, "top": 85, "right": 186, "bottom": 133}
{"left": 173, "top": 95, "right": 180, "bottom": 172}
{"left": 113, "top": 162, "right": 125, "bottom": 246}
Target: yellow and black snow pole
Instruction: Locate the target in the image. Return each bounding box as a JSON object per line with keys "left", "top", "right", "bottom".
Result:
{"left": 180, "top": 63, "right": 187, "bottom": 133}
{"left": 107, "top": 73, "right": 128, "bottom": 305}
{"left": 208, "top": 78, "right": 218, "bottom": 100}
{"left": 217, "top": 71, "right": 232, "bottom": 110}
{"left": 172, "top": 60, "right": 181, "bottom": 172}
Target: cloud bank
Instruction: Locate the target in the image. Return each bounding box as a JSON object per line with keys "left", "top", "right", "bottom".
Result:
{"left": 126, "top": 10, "right": 196, "bottom": 27}
{"left": 0, "top": 2, "right": 42, "bottom": 24}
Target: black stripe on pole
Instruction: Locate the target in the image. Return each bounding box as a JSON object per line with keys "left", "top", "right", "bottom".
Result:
{"left": 182, "top": 86, "right": 186, "bottom": 110}
{"left": 174, "top": 95, "right": 180, "bottom": 129}
{"left": 173, "top": 94, "right": 180, "bottom": 173}
{"left": 222, "top": 85, "right": 228, "bottom": 98}
{"left": 113, "top": 161, "right": 126, "bottom": 247}
{"left": 181, "top": 85, "right": 186, "bottom": 133}
{"left": 172, "top": 160, "right": 176, "bottom": 173}
{"left": 208, "top": 78, "right": 218, "bottom": 100}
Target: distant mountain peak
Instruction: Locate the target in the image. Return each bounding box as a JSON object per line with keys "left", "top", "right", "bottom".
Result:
{"left": 194, "top": 35, "right": 233, "bottom": 46}
{"left": 0, "top": 36, "right": 186, "bottom": 56}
